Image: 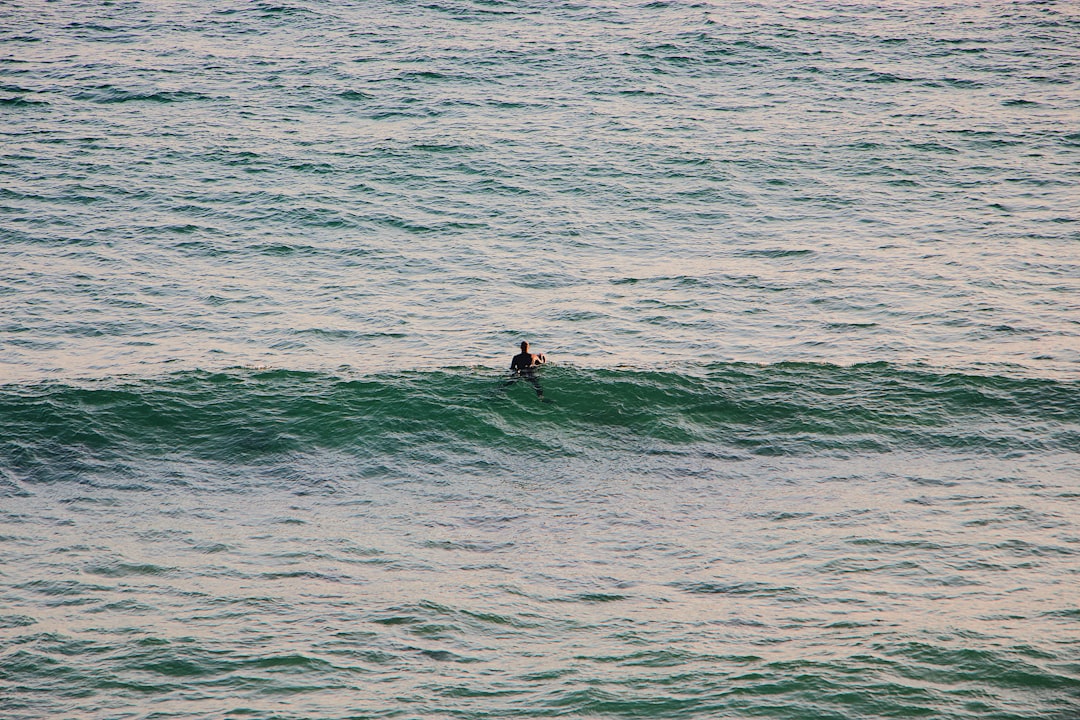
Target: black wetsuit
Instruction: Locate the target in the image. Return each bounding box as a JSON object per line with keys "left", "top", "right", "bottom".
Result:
{"left": 508, "top": 353, "right": 545, "bottom": 397}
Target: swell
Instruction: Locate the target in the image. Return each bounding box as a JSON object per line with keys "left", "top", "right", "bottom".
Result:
{"left": 1, "top": 364, "right": 1075, "bottom": 486}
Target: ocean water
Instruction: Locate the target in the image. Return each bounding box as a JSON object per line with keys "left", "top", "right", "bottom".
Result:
{"left": 1, "top": 1, "right": 1078, "bottom": 718}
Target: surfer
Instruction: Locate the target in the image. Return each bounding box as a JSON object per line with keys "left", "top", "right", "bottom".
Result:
{"left": 511, "top": 340, "right": 546, "bottom": 373}
{"left": 508, "top": 340, "right": 546, "bottom": 398}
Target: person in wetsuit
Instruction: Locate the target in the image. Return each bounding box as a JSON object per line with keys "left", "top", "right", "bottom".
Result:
{"left": 508, "top": 340, "right": 546, "bottom": 398}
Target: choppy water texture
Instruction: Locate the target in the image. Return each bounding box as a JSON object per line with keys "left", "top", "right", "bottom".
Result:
{"left": 2, "top": 1, "right": 1079, "bottom": 718}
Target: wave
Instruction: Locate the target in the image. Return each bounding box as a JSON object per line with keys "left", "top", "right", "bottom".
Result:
{"left": 1, "top": 364, "right": 1076, "bottom": 488}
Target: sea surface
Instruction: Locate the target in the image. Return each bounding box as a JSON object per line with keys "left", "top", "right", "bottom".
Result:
{"left": 1, "top": 1, "right": 1078, "bottom": 718}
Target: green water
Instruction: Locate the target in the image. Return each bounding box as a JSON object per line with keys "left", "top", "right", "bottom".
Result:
{"left": 3, "top": 364, "right": 1077, "bottom": 465}
{"left": 2, "top": 0, "right": 1078, "bottom": 716}
{"left": 1, "top": 365, "right": 1078, "bottom": 718}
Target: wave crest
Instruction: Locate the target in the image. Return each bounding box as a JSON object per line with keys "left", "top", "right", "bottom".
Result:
{"left": 1, "top": 364, "right": 1075, "bottom": 487}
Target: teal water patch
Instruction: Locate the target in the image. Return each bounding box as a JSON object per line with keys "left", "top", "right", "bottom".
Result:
{"left": 1, "top": 364, "right": 1076, "bottom": 485}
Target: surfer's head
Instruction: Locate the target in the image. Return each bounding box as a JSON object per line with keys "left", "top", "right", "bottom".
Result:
{"left": 520, "top": 341, "right": 529, "bottom": 352}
